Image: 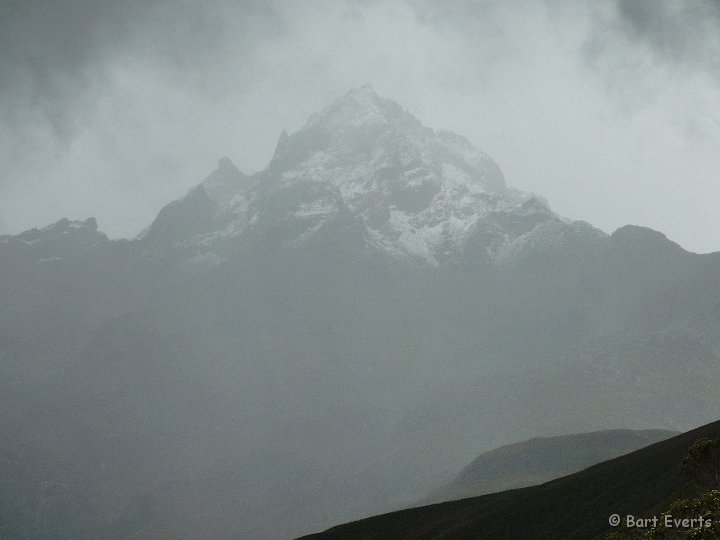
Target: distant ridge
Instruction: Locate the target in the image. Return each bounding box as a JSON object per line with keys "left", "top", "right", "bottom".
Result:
{"left": 301, "top": 420, "right": 720, "bottom": 540}
{"left": 427, "top": 428, "right": 677, "bottom": 504}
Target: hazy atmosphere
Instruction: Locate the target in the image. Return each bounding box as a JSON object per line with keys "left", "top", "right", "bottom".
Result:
{"left": 3, "top": 2, "right": 720, "bottom": 540}
{"left": 2, "top": 0, "right": 720, "bottom": 252}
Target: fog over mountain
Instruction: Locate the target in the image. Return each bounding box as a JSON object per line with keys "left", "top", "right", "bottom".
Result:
{"left": 2, "top": 2, "right": 720, "bottom": 540}
{"left": 1, "top": 86, "right": 720, "bottom": 539}
{"left": 1, "top": 0, "right": 720, "bottom": 252}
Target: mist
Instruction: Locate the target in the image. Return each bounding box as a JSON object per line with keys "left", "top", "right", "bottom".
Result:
{"left": 2, "top": 0, "right": 719, "bottom": 252}
{"left": 3, "top": 2, "right": 720, "bottom": 540}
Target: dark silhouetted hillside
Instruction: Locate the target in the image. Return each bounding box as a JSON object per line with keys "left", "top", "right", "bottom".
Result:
{"left": 427, "top": 429, "right": 676, "bottom": 504}
{"left": 301, "top": 420, "right": 720, "bottom": 540}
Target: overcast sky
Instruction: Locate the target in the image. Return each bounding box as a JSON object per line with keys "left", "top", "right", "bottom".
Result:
{"left": 1, "top": 0, "right": 719, "bottom": 252}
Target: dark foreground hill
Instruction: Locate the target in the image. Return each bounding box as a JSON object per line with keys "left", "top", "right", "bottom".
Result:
{"left": 427, "top": 429, "right": 677, "bottom": 504}
{"left": 301, "top": 420, "right": 720, "bottom": 540}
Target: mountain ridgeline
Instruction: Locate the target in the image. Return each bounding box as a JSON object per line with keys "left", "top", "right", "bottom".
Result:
{"left": 426, "top": 429, "right": 677, "bottom": 504}
{"left": 302, "top": 420, "right": 720, "bottom": 540}
{"left": 1, "top": 87, "right": 719, "bottom": 539}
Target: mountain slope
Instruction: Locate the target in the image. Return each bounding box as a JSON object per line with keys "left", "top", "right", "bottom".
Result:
{"left": 301, "top": 420, "right": 720, "bottom": 540}
{"left": 427, "top": 429, "right": 677, "bottom": 504}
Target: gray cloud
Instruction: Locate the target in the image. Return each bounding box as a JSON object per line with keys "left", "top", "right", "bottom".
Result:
{"left": 615, "top": 0, "right": 720, "bottom": 70}
{"left": 0, "top": 0, "right": 283, "bottom": 139}
{"left": 1, "top": 0, "right": 719, "bottom": 253}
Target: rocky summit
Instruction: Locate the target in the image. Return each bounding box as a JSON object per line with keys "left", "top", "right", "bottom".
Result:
{"left": 141, "top": 85, "right": 602, "bottom": 270}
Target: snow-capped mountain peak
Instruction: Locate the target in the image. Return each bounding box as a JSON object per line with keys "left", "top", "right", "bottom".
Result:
{"left": 304, "top": 84, "right": 406, "bottom": 131}
{"left": 144, "top": 88, "right": 603, "bottom": 269}
{"left": 272, "top": 86, "right": 504, "bottom": 196}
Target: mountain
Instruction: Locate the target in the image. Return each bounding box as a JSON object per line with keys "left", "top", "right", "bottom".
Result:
{"left": 1, "top": 87, "right": 720, "bottom": 539}
{"left": 427, "top": 429, "right": 677, "bottom": 504}
{"left": 138, "top": 85, "right": 601, "bottom": 273}
{"left": 300, "top": 419, "right": 720, "bottom": 540}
